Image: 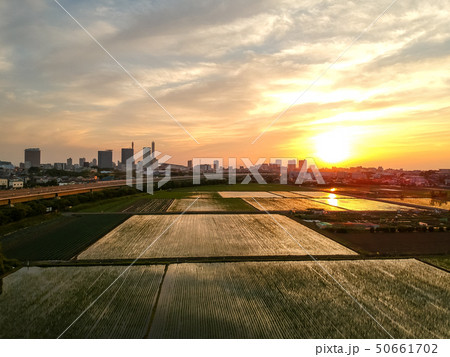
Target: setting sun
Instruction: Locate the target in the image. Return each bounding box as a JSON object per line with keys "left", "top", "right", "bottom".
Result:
{"left": 313, "top": 128, "right": 352, "bottom": 164}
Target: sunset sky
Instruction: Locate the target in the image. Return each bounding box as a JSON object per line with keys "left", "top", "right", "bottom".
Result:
{"left": 1, "top": 0, "right": 449, "bottom": 169}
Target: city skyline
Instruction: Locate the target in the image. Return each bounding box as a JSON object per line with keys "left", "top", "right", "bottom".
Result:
{"left": 3, "top": 143, "right": 450, "bottom": 172}
{"left": 1, "top": 1, "right": 450, "bottom": 170}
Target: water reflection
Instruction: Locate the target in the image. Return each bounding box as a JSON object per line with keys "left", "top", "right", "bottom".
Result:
{"left": 325, "top": 196, "right": 339, "bottom": 207}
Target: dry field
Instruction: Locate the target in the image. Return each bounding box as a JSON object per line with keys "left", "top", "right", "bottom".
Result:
{"left": 150, "top": 259, "right": 450, "bottom": 338}
{"left": 313, "top": 198, "right": 416, "bottom": 211}
{"left": 218, "top": 191, "right": 279, "bottom": 198}
{"left": 269, "top": 191, "right": 308, "bottom": 198}
{"left": 186, "top": 193, "right": 215, "bottom": 199}
{"left": 78, "top": 214, "right": 356, "bottom": 259}
{"left": 244, "top": 198, "right": 344, "bottom": 211}
{"left": 167, "top": 199, "right": 230, "bottom": 211}
{"left": 385, "top": 198, "right": 450, "bottom": 210}
{"left": 0, "top": 266, "right": 164, "bottom": 338}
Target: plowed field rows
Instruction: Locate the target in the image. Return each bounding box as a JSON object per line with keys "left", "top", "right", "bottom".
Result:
{"left": 78, "top": 214, "right": 356, "bottom": 259}
{"left": 0, "top": 266, "right": 164, "bottom": 338}
{"left": 243, "top": 198, "right": 344, "bottom": 211}
{"left": 150, "top": 259, "right": 450, "bottom": 338}
{"left": 121, "top": 199, "right": 173, "bottom": 212}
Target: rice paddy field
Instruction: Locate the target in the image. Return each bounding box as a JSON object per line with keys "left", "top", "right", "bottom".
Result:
{"left": 1, "top": 183, "right": 448, "bottom": 339}
{"left": 385, "top": 198, "right": 450, "bottom": 210}
{"left": 78, "top": 214, "right": 356, "bottom": 259}
{"left": 312, "top": 198, "right": 416, "bottom": 211}
{"left": 150, "top": 259, "right": 449, "bottom": 339}
{"left": 166, "top": 198, "right": 255, "bottom": 212}
{"left": 121, "top": 198, "right": 174, "bottom": 213}
{"left": 218, "top": 191, "right": 280, "bottom": 198}
{"left": 0, "top": 266, "right": 164, "bottom": 338}
{"left": 268, "top": 191, "right": 307, "bottom": 197}
{"left": 243, "top": 198, "right": 345, "bottom": 211}
{"left": 1, "top": 259, "right": 447, "bottom": 338}
{"left": 185, "top": 193, "right": 215, "bottom": 199}
{"left": 293, "top": 191, "right": 354, "bottom": 199}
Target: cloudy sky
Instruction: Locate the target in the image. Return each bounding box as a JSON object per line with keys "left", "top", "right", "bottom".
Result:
{"left": 1, "top": 0, "right": 449, "bottom": 169}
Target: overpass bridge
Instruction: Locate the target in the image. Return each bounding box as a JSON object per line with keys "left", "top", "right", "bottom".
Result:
{"left": 0, "top": 173, "right": 272, "bottom": 206}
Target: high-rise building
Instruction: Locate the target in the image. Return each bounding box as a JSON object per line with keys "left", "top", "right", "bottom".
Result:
{"left": 91, "top": 158, "right": 97, "bottom": 167}
{"left": 24, "top": 148, "right": 41, "bottom": 168}
{"left": 142, "top": 146, "right": 151, "bottom": 164}
{"left": 98, "top": 150, "right": 113, "bottom": 169}
{"left": 142, "top": 141, "right": 156, "bottom": 168}
{"left": 54, "top": 162, "right": 66, "bottom": 170}
{"left": 214, "top": 160, "right": 219, "bottom": 171}
{"left": 187, "top": 160, "right": 192, "bottom": 169}
{"left": 67, "top": 158, "right": 72, "bottom": 168}
{"left": 287, "top": 159, "right": 296, "bottom": 172}
{"left": 79, "top": 158, "right": 86, "bottom": 167}
{"left": 150, "top": 141, "right": 158, "bottom": 167}
{"left": 121, "top": 145, "right": 134, "bottom": 165}
{"left": 298, "top": 159, "right": 306, "bottom": 170}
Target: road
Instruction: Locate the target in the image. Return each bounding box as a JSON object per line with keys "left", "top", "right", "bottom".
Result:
{"left": 0, "top": 173, "right": 253, "bottom": 206}
{"left": 0, "top": 176, "right": 195, "bottom": 206}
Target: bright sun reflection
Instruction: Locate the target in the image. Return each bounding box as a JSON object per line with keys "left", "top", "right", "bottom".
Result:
{"left": 326, "top": 198, "right": 339, "bottom": 207}
{"left": 313, "top": 128, "right": 352, "bottom": 164}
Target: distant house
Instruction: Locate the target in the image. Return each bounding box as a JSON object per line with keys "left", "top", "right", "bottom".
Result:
{"left": 0, "top": 177, "right": 8, "bottom": 188}
{"left": 0, "top": 161, "right": 14, "bottom": 170}
{"left": 351, "top": 172, "right": 368, "bottom": 180}
{"left": 9, "top": 179, "right": 23, "bottom": 189}
{"left": 404, "top": 175, "right": 429, "bottom": 186}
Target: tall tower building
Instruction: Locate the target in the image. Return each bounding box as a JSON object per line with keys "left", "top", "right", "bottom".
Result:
{"left": 121, "top": 142, "right": 134, "bottom": 165}
{"left": 151, "top": 141, "right": 155, "bottom": 154}
{"left": 298, "top": 159, "right": 306, "bottom": 170}
{"left": 287, "top": 159, "right": 296, "bottom": 172}
{"left": 98, "top": 150, "right": 113, "bottom": 169}
{"left": 143, "top": 147, "right": 151, "bottom": 161}
{"left": 24, "top": 148, "right": 41, "bottom": 168}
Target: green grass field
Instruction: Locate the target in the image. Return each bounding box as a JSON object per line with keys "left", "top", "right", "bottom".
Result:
{"left": 0, "top": 213, "right": 60, "bottom": 237}
{"left": 0, "top": 214, "right": 130, "bottom": 261}
{"left": 71, "top": 194, "right": 147, "bottom": 212}
{"left": 420, "top": 255, "right": 450, "bottom": 271}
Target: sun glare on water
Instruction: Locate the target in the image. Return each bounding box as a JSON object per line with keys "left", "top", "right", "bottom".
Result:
{"left": 313, "top": 128, "right": 353, "bottom": 164}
